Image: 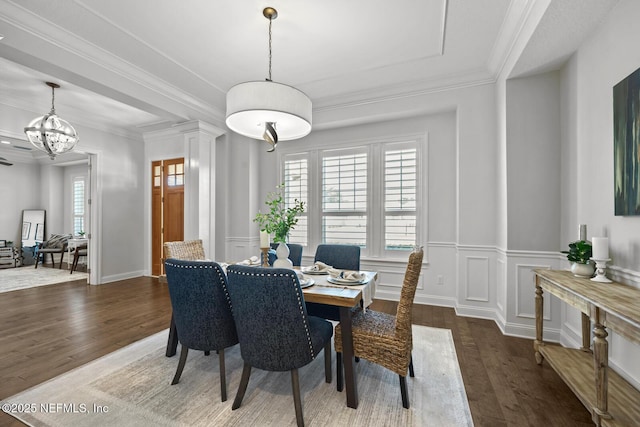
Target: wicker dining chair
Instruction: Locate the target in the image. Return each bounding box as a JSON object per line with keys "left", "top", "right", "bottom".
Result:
{"left": 334, "top": 247, "right": 424, "bottom": 409}
{"left": 307, "top": 244, "right": 361, "bottom": 321}
{"left": 164, "top": 239, "right": 206, "bottom": 261}
{"left": 164, "top": 259, "right": 239, "bottom": 401}
{"left": 225, "top": 265, "right": 333, "bottom": 427}
{"left": 163, "top": 240, "right": 207, "bottom": 357}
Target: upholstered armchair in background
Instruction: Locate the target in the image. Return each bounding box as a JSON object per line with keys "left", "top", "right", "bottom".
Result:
{"left": 34, "top": 233, "right": 71, "bottom": 269}
{"left": 164, "top": 259, "right": 239, "bottom": 401}
{"left": 225, "top": 265, "right": 333, "bottom": 427}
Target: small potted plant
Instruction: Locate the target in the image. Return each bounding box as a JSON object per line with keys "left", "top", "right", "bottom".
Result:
{"left": 254, "top": 184, "right": 305, "bottom": 267}
{"left": 562, "top": 240, "right": 595, "bottom": 278}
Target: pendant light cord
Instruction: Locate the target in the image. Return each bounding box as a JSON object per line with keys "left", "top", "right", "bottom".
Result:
{"left": 50, "top": 85, "right": 56, "bottom": 113}
{"left": 267, "top": 15, "right": 273, "bottom": 82}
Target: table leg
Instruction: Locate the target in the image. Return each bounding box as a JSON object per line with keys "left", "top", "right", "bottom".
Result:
{"left": 593, "top": 312, "right": 611, "bottom": 420}
{"left": 534, "top": 279, "right": 544, "bottom": 364}
{"left": 581, "top": 312, "right": 591, "bottom": 352}
{"left": 339, "top": 306, "right": 358, "bottom": 409}
{"left": 165, "top": 313, "right": 178, "bottom": 357}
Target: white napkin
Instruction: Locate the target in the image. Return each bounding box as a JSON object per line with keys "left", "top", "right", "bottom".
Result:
{"left": 304, "top": 261, "right": 335, "bottom": 273}
{"left": 331, "top": 270, "right": 366, "bottom": 282}
{"left": 237, "top": 255, "right": 261, "bottom": 266}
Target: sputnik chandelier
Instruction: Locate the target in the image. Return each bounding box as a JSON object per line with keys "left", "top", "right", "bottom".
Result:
{"left": 24, "top": 82, "right": 79, "bottom": 159}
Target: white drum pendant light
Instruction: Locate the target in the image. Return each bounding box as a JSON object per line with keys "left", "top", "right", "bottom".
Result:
{"left": 225, "top": 7, "right": 312, "bottom": 152}
{"left": 24, "top": 82, "right": 79, "bottom": 160}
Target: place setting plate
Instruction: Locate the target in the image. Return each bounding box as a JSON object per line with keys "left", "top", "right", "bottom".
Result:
{"left": 326, "top": 276, "right": 368, "bottom": 286}
{"left": 299, "top": 278, "right": 315, "bottom": 288}
{"left": 301, "top": 267, "right": 329, "bottom": 275}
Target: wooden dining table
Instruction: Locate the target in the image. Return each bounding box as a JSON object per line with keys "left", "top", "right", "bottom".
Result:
{"left": 300, "top": 271, "right": 377, "bottom": 409}
{"left": 165, "top": 266, "right": 377, "bottom": 410}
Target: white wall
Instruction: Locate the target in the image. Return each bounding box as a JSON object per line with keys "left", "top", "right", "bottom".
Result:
{"left": 225, "top": 84, "right": 498, "bottom": 310}
{"left": 506, "top": 72, "right": 562, "bottom": 251}
{"left": 492, "top": 0, "right": 640, "bottom": 389}
{"left": 0, "top": 161, "right": 41, "bottom": 245}
{"left": 0, "top": 102, "right": 146, "bottom": 283}
{"left": 558, "top": 0, "right": 640, "bottom": 386}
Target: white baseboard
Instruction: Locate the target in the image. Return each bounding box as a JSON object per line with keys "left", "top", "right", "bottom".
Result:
{"left": 99, "top": 270, "right": 146, "bottom": 284}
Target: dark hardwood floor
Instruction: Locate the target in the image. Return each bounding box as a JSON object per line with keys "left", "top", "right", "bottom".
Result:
{"left": 0, "top": 274, "right": 592, "bottom": 426}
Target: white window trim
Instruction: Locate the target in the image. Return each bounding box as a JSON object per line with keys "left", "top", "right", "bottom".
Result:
{"left": 71, "top": 175, "right": 86, "bottom": 236}
{"left": 278, "top": 132, "right": 428, "bottom": 261}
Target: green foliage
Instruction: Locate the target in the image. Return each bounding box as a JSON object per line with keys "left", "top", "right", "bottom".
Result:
{"left": 254, "top": 184, "right": 305, "bottom": 243}
{"left": 562, "top": 240, "right": 592, "bottom": 264}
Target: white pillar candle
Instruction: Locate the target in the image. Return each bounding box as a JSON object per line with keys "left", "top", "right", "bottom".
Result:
{"left": 259, "top": 231, "right": 270, "bottom": 248}
{"left": 592, "top": 237, "right": 609, "bottom": 260}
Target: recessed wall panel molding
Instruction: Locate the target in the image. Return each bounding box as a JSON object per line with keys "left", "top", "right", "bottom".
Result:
{"left": 376, "top": 268, "right": 424, "bottom": 291}
{"left": 497, "top": 258, "right": 506, "bottom": 312}
{"left": 226, "top": 237, "right": 253, "bottom": 264}
{"left": 608, "top": 264, "right": 640, "bottom": 288}
{"left": 465, "top": 256, "right": 490, "bottom": 302}
{"left": 516, "top": 263, "right": 552, "bottom": 321}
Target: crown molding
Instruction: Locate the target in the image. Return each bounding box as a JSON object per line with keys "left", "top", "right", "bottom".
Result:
{"left": 1, "top": 1, "right": 224, "bottom": 124}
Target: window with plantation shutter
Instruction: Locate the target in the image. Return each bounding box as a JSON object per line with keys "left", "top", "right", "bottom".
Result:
{"left": 322, "top": 151, "right": 367, "bottom": 246}
{"left": 384, "top": 147, "right": 417, "bottom": 250}
{"left": 284, "top": 157, "right": 308, "bottom": 245}
{"left": 279, "top": 137, "right": 423, "bottom": 259}
{"left": 72, "top": 177, "right": 85, "bottom": 235}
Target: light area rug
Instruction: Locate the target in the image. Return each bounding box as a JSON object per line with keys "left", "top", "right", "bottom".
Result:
{"left": 0, "top": 267, "right": 87, "bottom": 293}
{"left": 2, "top": 325, "right": 473, "bottom": 427}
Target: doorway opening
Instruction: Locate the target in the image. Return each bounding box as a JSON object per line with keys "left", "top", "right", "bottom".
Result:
{"left": 151, "top": 157, "right": 185, "bottom": 276}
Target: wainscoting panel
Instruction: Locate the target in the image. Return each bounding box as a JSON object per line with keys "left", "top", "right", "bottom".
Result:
{"left": 497, "top": 257, "right": 506, "bottom": 313}
{"left": 465, "top": 256, "right": 490, "bottom": 302}
{"left": 225, "top": 237, "right": 258, "bottom": 264}
{"left": 516, "top": 263, "right": 552, "bottom": 321}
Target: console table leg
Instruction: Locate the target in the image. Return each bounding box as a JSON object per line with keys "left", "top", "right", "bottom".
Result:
{"left": 534, "top": 281, "right": 544, "bottom": 364}
{"left": 581, "top": 313, "right": 591, "bottom": 352}
{"left": 593, "top": 319, "right": 611, "bottom": 420}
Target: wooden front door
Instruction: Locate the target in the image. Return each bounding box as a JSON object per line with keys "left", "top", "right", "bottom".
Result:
{"left": 151, "top": 158, "right": 185, "bottom": 276}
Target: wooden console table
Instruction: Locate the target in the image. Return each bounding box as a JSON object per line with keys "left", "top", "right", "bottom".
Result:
{"left": 534, "top": 269, "right": 640, "bottom": 426}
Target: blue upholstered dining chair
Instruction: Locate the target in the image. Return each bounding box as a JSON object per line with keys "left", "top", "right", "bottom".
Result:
{"left": 314, "top": 244, "right": 360, "bottom": 271}
{"left": 164, "top": 259, "right": 239, "bottom": 402}
{"left": 262, "top": 243, "right": 303, "bottom": 266}
{"left": 307, "top": 244, "right": 362, "bottom": 321}
{"left": 225, "top": 265, "right": 333, "bottom": 427}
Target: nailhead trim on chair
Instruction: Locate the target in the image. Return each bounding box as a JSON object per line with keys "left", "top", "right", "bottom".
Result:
{"left": 164, "top": 260, "right": 235, "bottom": 312}
{"left": 230, "top": 268, "right": 316, "bottom": 360}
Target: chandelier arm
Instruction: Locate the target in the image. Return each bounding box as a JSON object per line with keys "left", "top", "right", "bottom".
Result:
{"left": 39, "top": 115, "right": 55, "bottom": 158}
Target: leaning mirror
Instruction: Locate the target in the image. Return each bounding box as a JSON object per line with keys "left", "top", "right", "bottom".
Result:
{"left": 21, "top": 209, "right": 45, "bottom": 265}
